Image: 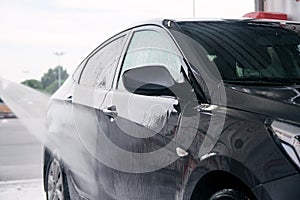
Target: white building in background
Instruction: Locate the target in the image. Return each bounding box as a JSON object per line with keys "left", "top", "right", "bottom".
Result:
{"left": 257, "top": 0, "right": 300, "bottom": 21}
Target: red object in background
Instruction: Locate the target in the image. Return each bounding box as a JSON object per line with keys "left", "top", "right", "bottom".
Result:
{"left": 243, "top": 12, "right": 288, "bottom": 20}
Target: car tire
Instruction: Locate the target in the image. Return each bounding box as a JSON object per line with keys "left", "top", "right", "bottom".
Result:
{"left": 45, "top": 156, "right": 70, "bottom": 200}
{"left": 208, "top": 189, "right": 250, "bottom": 200}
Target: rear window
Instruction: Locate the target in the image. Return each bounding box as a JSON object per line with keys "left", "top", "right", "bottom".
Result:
{"left": 178, "top": 21, "right": 300, "bottom": 85}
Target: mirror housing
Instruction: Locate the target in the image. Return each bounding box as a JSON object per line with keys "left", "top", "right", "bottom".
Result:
{"left": 122, "top": 65, "right": 176, "bottom": 96}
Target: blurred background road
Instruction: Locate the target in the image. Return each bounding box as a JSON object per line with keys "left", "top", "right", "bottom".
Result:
{"left": 0, "top": 118, "right": 45, "bottom": 199}
{"left": 0, "top": 118, "right": 42, "bottom": 181}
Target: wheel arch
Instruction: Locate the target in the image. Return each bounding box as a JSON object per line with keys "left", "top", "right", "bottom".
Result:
{"left": 43, "top": 147, "right": 52, "bottom": 192}
{"left": 43, "top": 147, "right": 64, "bottom": 192}
{"left": 183, "top": 156, "right": 260, "bottom": 200}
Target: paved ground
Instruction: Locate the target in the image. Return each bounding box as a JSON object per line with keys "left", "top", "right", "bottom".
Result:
{"left": 0, "top": 179, "right": 44, "bottom": 200}
{"left": 0, "top": 118, "right": 43, "bottom": 181}
{"left": 0, "top": 118, "right": 45, "bottom": 199}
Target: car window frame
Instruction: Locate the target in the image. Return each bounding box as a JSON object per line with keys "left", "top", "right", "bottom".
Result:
{"left": 72, "top": 58, "right": 87, "bottom": 83}
{"left": 112, "top": 25, "right": 187, "bottom": 91}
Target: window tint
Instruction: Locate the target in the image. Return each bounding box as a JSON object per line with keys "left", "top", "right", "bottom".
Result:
{"left": 178, "top": 21, "right": 300, "bottom": 84}
{"left": 80, "top": 36, "right": 125, "bottom": 88}
{"left": 118, "top": 29, "right": 183, "bottom": 90}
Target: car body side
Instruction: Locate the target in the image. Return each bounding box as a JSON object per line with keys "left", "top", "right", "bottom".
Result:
{"left": 44, "top": 19, "right": 300, "bottom": 200}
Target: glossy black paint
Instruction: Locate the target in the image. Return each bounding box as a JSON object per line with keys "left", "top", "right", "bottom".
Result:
{"left": 44, "top": 19, "right": 300, "bottom": 200}
{"left": 122, "top": 65, "right": 176, "bottom": 96}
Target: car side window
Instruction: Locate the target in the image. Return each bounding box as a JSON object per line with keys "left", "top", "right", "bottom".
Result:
{"left": 117, "top": 29, "right": 184, "bottom": 90}
{"left": 80, "top": 36, "right": 125, "bottom": 88}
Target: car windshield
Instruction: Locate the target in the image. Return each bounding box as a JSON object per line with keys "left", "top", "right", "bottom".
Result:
{"left": 177, "top": 21, "right": 300, "bottom": 85}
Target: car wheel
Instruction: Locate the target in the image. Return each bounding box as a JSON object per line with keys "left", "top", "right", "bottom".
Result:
{"left": 46, "top": 157, "right": 70, "bottom": 200}
{"left": 208, "top": 189, "right": 250, "bottom": 200}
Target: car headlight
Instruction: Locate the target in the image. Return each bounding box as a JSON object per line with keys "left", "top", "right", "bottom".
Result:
{"left": 271, "top": 120, "right": 300, "bottom": 167}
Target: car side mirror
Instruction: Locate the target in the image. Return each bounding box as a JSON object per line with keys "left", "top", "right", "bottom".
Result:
{"left": 122, "top": 65, "right": 176, "bottom": 96}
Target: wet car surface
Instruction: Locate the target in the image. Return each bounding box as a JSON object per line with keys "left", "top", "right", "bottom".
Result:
{"left": 44, "top": 19, "right": 300, "bottom": 200}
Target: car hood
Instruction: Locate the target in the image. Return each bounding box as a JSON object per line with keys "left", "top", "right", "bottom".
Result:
{"left": 224, "top": 84, "right": 300, "bottom": 122}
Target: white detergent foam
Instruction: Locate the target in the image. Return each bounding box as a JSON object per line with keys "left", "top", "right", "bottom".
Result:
{"left": 0, "top": 77, "right": 50, "bottom": 143}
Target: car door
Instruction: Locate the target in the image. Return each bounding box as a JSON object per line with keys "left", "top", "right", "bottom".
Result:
{"left": 70, "top": 32, "right": 129, "bottom": 199}
{"left": 97, "top": 26, "right": 195, "bottom": 199}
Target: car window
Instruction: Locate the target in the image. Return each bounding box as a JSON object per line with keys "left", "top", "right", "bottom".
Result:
{"left": 177, "top": 21, "right": 300, "bottom": 85}
{"left": 117, "top": 29, "right": 184, "bottom": 90}
{"left": 80, "top": 36, "right": 125, "bottom": 88}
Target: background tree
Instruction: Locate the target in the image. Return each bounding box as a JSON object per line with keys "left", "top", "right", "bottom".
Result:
{"left": 22, "top": 66, "right": 69, "bottom": 94}
{"left": 41, "top": 66, "right": 69, "bottom": 89}
{"left": 21, "top": 79, "right": 43, "bottom": 91}
{"left": 44, "top": 80, "right": 60, "bottom": 94}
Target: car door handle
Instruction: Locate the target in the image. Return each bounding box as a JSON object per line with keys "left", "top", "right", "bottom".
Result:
{"left": 103, "top": 105, "right": 118, "bottom": 121}
{"left": 176, "top": 147, "right": 189, "bottom": 157}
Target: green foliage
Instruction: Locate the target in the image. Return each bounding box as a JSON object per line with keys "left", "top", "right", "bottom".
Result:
{"left": 22, "top": 65, "right": 69, "bottom": 94}
{"left": 21, "top": 79, "right": 43, "bottom": 91}
{"left": 45, "top": 80, "right": 60, "bottom": 94}
{"left": 41, "top": 66, "right": 69, "bottom": 89}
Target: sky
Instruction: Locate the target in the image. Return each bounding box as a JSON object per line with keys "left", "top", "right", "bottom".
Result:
{"left": 0, "top": 0, "right": 254, "bottom": 82}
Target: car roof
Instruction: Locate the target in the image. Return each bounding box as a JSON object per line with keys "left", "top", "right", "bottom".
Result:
{"left": 129, "top": 18, "right": 300, "bottom": 29}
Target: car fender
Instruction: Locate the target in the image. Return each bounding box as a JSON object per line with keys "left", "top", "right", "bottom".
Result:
{"left": 182, "top": 155, "right": 261, "bottom": 200}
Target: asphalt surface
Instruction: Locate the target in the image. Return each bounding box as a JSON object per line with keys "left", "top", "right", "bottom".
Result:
{"left": 0, "top": 118, "right": 43, "bottom": 181}
{"left": 0, "top": 179, "right": 45, "bottom": 200}
{"left": 0, "top": 79, "right": 49, "bottom": 199}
